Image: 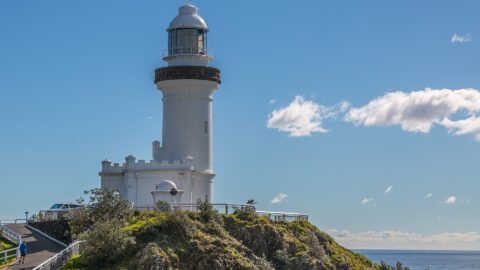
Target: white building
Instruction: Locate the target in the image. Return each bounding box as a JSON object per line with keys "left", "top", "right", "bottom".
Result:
{"left": 100, "top": 3, "right": 221, "bottom": 208}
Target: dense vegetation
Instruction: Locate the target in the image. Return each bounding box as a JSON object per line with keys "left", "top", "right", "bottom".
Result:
{"left": 63, "top": 189, "right": 409, "bottom": 270}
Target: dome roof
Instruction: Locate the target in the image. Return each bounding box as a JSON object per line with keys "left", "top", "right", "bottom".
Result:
{"left": 156, "top": 180, "right": 178, "bottom": 191}
{"left": 167, "top": 4, "right": 208, "bottom": 31}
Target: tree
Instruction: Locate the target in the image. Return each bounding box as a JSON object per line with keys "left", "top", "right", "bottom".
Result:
{"left": 67, "top": 189, "right": 135, "bottom": 267}
{"left": 69, "top": 188, "right": 133, "bottom": 237}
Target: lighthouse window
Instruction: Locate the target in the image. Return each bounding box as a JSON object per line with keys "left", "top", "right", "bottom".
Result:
{"left": 168, "top": 28, "right": 207, "bottom": 55}
{"left": 204, "top": 121, "right": 208, "bottom": 133}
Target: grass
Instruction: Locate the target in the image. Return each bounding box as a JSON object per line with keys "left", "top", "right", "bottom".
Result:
{"left": 0, "top": 236, "right": 16, "bottom": 266}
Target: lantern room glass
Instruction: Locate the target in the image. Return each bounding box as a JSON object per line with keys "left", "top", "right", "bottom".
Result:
{"left": 168, "top": 28, "right": 207, "bottom": 56}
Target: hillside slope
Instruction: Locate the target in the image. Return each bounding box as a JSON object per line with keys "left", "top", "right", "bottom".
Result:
{"left": 65, "top": 208, "right": 379, "bottom": 270}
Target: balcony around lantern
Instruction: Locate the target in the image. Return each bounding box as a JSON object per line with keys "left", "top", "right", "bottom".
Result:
{"left": 163, "top": 47, "right": 213, "bottom": 67}
{"left": 163, "top": 47, "right": 213, "bottom": 58}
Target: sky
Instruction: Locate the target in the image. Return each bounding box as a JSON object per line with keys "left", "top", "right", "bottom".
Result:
{"left": 0, "top": 0, "right": 479, "bottom": 250}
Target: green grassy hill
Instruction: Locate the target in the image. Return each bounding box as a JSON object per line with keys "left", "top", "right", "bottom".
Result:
{"left": 65, "top": 209, "right": 379, "bottom": 270}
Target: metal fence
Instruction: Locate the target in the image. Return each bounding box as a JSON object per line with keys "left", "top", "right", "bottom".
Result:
{"left": 0, "top": 224, "right": 22, "bottom": 263}
{"left": 0, "top": 247, "right": 17, "bottom": 264}
{"left": 0, "top": 224, "right": 22, "bottom": 244}
{"left": 0, "top": 219, "right": 26, "bottom": 225}
{"left": 135, "top": 203, "right": 309, "bottom": 221}
{"left": 256, "top": 211, "right": 309, "bottom": 222}
{"left": 33, "top": 240, "right": 84, "bottom": 270}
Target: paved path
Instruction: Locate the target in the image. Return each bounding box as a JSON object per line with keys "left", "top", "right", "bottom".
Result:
{"left": 5, "top": 224, "right": 65, "bottom": 270}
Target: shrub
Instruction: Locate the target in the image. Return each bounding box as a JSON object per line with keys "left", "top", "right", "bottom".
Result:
{"left": 155, "top": 200, "right": 172, "bottom": 213}
{"left": 197, "top": 199, "right": 219, "bottom": 223}
{"left": 233, "top": 206, "right": 257, "bottom": 222}
{"left": 69, "top": 188, "right": 133, "bottom": 237}
{"left": 80, "top": 218, "right": 135, "bottom": 266}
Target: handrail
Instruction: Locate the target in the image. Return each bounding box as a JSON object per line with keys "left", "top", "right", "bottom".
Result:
{"left": 0, "top": 218, "right": 26, "bottom": 225}
{"left": 33, "top": 240, "right": 84, "bottom": 270}
{"left": 0, "top": 247, "right": 18, "bottom": 263}
{"left": 256, "top": 211, "right": 309, "bottom": 221}
{"left": 0, "top": 225, "right": 21, "bottom": 261}
{"left": 0, "top": 224, "right": 22, "bottom": 244}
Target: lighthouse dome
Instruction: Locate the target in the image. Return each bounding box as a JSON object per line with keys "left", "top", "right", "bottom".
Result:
{"left": 168, "top": 4, "right": 208, "bottom": 31}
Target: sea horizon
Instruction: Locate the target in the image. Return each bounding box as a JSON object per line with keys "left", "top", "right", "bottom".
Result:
{"left": 356, "top": 249, "right": 480, "bottom": 270}
{"left": 355, "top": 248, "right": 480, "bottom": 252}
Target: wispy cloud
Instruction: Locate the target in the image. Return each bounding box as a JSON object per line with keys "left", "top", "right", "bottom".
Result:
{"left": 328, "top": 229, "right": 480, "bottom": 250}
{"left": 271, "top": 193, "right": 288, "bottom": 204}
{"left": 267, "top": 96, "right": 349, "bottom": 137}
{"left": 451, "top": 34, "right": 472, "bottom": 43}
{"left": 361, "top": 198, "right": 373, "bottom": 204}
{"left": 424, "top": 193, "right": 433, "bottom": 199}
{"left": 344, "top": 88, "right": 480, "bottom": 141}
{"left": 268, "top": 98, "right": 277, "bottom": 105}
{"left": 384, "top": 186, "right": 393, "bottom": 194}
{"left": 445, "top": 196, "right": 457, "bottom": 204}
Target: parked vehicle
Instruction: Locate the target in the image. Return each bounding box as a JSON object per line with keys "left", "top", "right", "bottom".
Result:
{"left": 39, "top": 203, "right": 83, "bottom": 221}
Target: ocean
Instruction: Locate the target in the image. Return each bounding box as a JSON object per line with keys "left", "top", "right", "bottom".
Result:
{"left": 356, "top": 250, "right": 480, "bottom": 270}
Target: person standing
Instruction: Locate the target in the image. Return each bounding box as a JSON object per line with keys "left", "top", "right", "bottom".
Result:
{"left": 19, "top": 240, "right": 27, "bottom": 264}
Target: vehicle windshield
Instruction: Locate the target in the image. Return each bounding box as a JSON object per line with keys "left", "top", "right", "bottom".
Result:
{"left": 50, "top": 204, "right": 63, "bottom": 209}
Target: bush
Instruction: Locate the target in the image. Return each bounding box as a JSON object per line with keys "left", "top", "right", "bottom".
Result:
{"left": 233, "top": 206, "right": 257, "bottom": 221}
{"left": 379, "top": 261, "right": 410, "bottom": 270}
{"left": 69, "top": 188, "right": 133, "bottom": 238}
{"left": 155, "top": 200, "right": 171, "bottom": 213}
{"left": 80, "top": 218, "right": 135, "bottom": 266}
{"left": 197, "top": 199, "right": 219, "bottom": 223}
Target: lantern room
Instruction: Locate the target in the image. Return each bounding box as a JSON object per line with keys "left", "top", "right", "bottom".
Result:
{"left": 164, "top": 3, "right": 212, "bottom": 66}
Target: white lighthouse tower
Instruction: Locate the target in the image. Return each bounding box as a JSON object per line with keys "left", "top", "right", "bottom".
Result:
{"left": 155, "top": 3, "right": 220, "bottom": 175}
{"left": 100, "top": 3, "right": 220, "bottom": 207}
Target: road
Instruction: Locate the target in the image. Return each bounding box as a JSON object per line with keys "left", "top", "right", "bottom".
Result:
{"left": 5, "top": 224, "right": 65, "bottom": 270}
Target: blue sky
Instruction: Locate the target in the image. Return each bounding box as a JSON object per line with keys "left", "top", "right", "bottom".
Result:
{"left": 1, "top": 0, "right": 479, "bottom": 249}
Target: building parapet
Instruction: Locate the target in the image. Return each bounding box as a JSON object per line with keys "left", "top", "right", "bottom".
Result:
{"left": 101, "top": 155, "right": 195, "bottom": 173}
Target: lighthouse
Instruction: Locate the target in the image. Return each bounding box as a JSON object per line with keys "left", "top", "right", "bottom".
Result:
{"left": 154, "top": 3, "right": 220, "bottom": 174}
{"left": 100, "top": 3, "right": 220, "bottom": 207}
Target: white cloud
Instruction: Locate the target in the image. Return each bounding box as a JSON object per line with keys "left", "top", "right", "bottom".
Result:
{"left": 268, "top": 98, "right": 277, "bottom": 105}
{"left": 361, "top": 198, "right": 373, "bottom": 204}
{"left": 345, "top": 88, "right": 480, "bottom": 141}
{"left": 270, "top": 193, "right": 288, "bottom": 204}
{"left": 267, "top": 96, "right": 342, "bottom": 137}
{"left": 451, "top": 34, "right": 472, "bottom": 43}
{"left": 384, "top": 186, "right": 393, "bottom": 194}
{"left": 328, "top": 229, "right": 480, "bottom": 250}
{"left": 424, "top": 193, "right": 433, "bottom": 198}
{"left": 446, "top": 196, "right": 457, "bottom": 204}
{"left": 442, "top": 116, "right": 480, "bottom": 141}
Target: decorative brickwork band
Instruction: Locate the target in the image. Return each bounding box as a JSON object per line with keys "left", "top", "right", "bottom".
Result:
{"left": 155, "top": 66, "right": 221, "bottom": 84}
